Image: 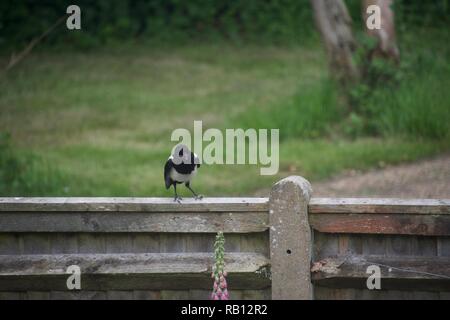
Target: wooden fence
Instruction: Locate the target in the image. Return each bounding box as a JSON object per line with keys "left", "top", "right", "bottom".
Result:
{"left": 0, "top": 176, "right": 449, "bottom": 299}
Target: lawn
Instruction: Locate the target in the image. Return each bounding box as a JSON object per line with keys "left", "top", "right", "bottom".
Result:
{"left": 1, "top": 38, "right": 449, "bottom": 197}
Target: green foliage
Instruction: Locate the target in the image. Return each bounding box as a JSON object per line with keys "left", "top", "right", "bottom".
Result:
{"left": 1, "top": 0, "right": 449, "bottom": 51}
{"left": 348, "top": 27, "right": 450, "bottom": 140}
{"left": 345, "top": 0, "right": 450, "bottom": 30}
{"left": 0, "top": 0, "right": 316, "bottom": 51}
{"left": 235, "top": 39, "right": 450, "bottom": 142}
{"left": 341, "top": 112, "right": 366, "bottom": 139}
{"left": 366, "top": 70, "right": 450, "bottom": 139}
{"left": 394, "top": 0, "right": 450, "bottom": 29}
{"left": 213, "top": 232, "right": 225, "bottom": 278}
{"left": 353, "top": 34, "right": 403, "bottom": 90}
{"left": 0, "top": 132, "right": 66, "bottom": 195}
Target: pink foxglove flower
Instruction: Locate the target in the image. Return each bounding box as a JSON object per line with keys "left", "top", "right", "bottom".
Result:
{"left": 210, "top": 232, "right": 229, "bottom": 300}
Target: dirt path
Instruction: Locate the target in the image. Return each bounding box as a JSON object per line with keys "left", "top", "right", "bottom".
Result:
{"left": 312, "top": 155, "right": 450, "bottom": 198}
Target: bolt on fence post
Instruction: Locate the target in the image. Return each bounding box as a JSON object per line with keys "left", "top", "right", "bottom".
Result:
{"left": 269, "top": 176, "right": 313, "bottom": 300}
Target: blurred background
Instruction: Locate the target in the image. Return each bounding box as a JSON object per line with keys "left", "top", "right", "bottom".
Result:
{"left": 0, "top": 0, "right": 449, "bottom": 198}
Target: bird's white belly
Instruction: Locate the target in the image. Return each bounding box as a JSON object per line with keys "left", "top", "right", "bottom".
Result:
{"left": 170, "top": 167, "right": 197, "bottom": 183}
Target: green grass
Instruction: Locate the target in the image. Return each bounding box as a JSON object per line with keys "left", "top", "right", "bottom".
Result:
{"left": 367, "top": 61, "right": 450, "bottom": 140}
{"left": 230, "top": 79, "right": 342, "bottom": 139}
{"left": 233, "top": 29, "right": 450, "bottom": 142}
{"left": 0, "top": 37, "right": 449, "bottom": 197}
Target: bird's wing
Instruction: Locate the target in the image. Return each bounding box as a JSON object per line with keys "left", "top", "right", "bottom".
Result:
{"left": 193, "top": 153, "right": 201, "bottom": 168}
{"left": 164, "top": 158, "right": 174, "bottom": 189}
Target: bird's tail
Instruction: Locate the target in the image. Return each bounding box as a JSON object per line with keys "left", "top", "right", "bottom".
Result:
{"left": 165, "top": 178, "right": 171, "bottom": 189}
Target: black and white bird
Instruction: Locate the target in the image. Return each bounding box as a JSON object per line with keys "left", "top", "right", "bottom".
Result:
{"left": 164, "top": 144, "right": 202, "bottom": 203}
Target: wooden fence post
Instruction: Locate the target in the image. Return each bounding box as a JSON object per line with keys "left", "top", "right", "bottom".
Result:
{"left": 269, "top": 176, "right": 313, "bottom": 300}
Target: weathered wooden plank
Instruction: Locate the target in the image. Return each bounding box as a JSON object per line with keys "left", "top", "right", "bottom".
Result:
{"left": 361, "top": 235, "right": 386, "bottom": 255}
{"left": 437, "top": 237, "right": 450, "bottom": 257}
{"left": 0, "top": 197, "right": 268, "bottom": 212}
{"left": 50, "top": 291, "right": 107, "bottom": 300}
{"left": 3, "top": 197, "right": 448, "bottom": 237}
{"left": 160, "top": 290, "right": 190, "bottom": 300}
{"left": 0, "top": 252, "right": 269, "bottom": 275}
{"left": 132, "top": 234, "right": 160, "bottom": 253}
{"left": 380, "top": 290, "right": 414, "bottom": 300}
{"left": 4, "top": 197, "right": 448, "bottom": 216}
{"left": 0, "top": 274, "right": 268, "bottom": 292}
{"left": 187, "top": 289, "right": 269, "bottom": 300}
{"left": 160, "top": 233, "right": 186, "bottom": 253}
{"left": 241, "top": 289, "right": 271, "bottom": 300}
{"left": 188, "top": 290, "right": 210, "bottom": 300}
{"left": 0, "top": 252, "right": 270, "bottom": 291}
{"left": 359, "top": 289, "right": 385, "bottom": 300}
{"left": 0, "top": 233, "right": 21, "bottom": 254}
{"left": 224, "top": 234, "right": 241, "bottom": 252}
{"left": 0, "top": 291, "right": 23, "bottom": 299}
{"left": 332, "top": 289, "right": 357, "bottom": 300}
{"left": 338, "top": 234, "right": 362, "bottom": 255}
{"left": 312, "top": 255, "right": 450, "bottom": 291}
{"left": 362, "top": 289, "right": 438, "bottom": 300}
{"left": 78, "top": 234, "right": 105, "bottom": 253}
{"left": 26, "top": 291, "right": 51, "bottom": 300}
{"left": 50, "top": 234, "right": 78, "bottom": 254}
{"left": 313, "top": 286, "right": 334, "bottom": 300}
{"left": 106, "top": 291, "right": 134, "bottom": 300}
{"left": 133, "top": 290, "right": 161, "bottom": 300}
{"left": 317, "top": 287, "right": 361, "bottom": 300}
{"left": 440, "top": 292, "right": 450, "bottom": 300}
{"left": 22, "top": 234, "right": 50, "bottom": 254}
{"left": 0, "top": 211, "right": 268, "bottom": 233}
{"left": 87, "top": 291, "right": 108, "bottom": 300}
{"left": 185, "top": 234, "right": 214, "bottom": 252}
{"left": 314, "top": 287, "right": 445, "bottom": 300}
{"left": 410, "top": 291, "right": 440, "bottom": 300}
{"left": 3, "top": 197, "right": 448, "bottom": 214}
{"left": 240, "top": 232, "right": 269, "bottom": 256}
{"left": 309, "top": 213, "right": 450, "bottom": 236}
{"left": 313, "top": 231, "right": 339, "bottom": 260}
{"left": 228, "top": 290, "right": 243, "bottom": 300}
{"left": 410, "top": 236, "right": 437, "bottom": 256}
{"left": 309, "top": 198, "right": 450, "bottom": 214}
{"left": 386, "top": 235, "right": 412, "bottom": 256}
{"left": 105, "top": 234, "right": 133, "bottom": 253}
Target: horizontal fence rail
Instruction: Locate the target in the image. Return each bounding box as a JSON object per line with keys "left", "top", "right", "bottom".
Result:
{"left": 0, "top": 176, "right": 449, "bottom": 299}
{"left": 0, "top": 197, "right": 269, "bottom": 212}
{"left": 311, "top": 255, "right": 450, "bottom": 291}
{"left": 0, "top": 252, "right": 270, "bottom": 291}
{"left": 309, "top": 198, "right": 450, "bottom": 236}
{"left": 0, "top": 198, "right": 268, "bottom": 233}
{"left": 1, "top": 197, "right": 449, "bottom": 236}
{"left": 0, "top": 198, "right": 450, "bottom": 236}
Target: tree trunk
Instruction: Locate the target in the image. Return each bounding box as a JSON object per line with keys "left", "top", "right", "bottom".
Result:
{"left": 362, "top": 0, "right": 400, "bottom": 63}
{"left": 310, "top": 0, "right": 360, "bottom": 85}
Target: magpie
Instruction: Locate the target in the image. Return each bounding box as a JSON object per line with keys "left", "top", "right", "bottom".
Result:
{"left": 164, "top": 144, "right": 202, "bottom": 203}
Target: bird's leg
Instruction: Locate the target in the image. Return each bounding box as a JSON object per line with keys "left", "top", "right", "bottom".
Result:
{"left": 186, "top": 182, "right": 203, "bottom": 200}
{"left": 173, "top": 184, "right": 182, "bottom": 203}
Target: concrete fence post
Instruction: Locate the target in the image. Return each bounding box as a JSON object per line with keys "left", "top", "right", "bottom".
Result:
{"left": 269, "top": 176, "right": 313, "bottom": 300}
